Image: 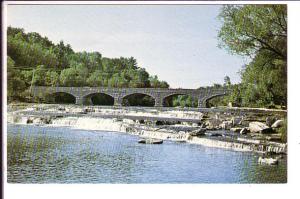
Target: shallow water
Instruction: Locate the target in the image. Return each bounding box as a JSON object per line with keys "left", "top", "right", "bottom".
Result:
{"left": 7, "top": 124, "right": 287, "bottom": 183}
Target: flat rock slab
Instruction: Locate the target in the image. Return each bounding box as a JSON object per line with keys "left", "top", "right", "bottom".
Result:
{"left": 138, "top": 138, "right": 163, "bottom": 144}
{"left": 249, "top": 122, "right": 272, "bottom": 133}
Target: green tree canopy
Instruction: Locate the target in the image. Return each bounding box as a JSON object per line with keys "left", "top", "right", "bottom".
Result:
{"left": 7, "top": 26, "right": 170, "bottom": 102}
{"left": 218, "top": 5, "right": 287, "bottom": 59}
{"left": 218, "top": 5, "right": 287, "bottom": 108}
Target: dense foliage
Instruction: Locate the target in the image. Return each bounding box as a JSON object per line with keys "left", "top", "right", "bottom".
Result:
{"left": 218, "top": 5, "right": 287, "bottom": 108}
{"left": 7, "top": 27, "right": 169, "bottom": 103}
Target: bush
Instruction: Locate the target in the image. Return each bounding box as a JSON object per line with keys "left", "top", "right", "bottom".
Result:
{"left": 278, "top": 119, "right": 287, "bottom": 143}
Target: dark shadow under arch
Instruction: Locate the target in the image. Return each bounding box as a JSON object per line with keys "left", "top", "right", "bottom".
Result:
{"left": 122, "top": 93, "right": 155, "bottom": 107}
{"left": 204, "top": 94, "right": 227, "bottom": 108}
{"left": 83, "top": 93, "right": 114, "bottom": 106}
{"left": 47, "top": 92, "right": 76, "bottom": 104}
{"left": 163, "top": 94, "right": 197, "bottom": 107}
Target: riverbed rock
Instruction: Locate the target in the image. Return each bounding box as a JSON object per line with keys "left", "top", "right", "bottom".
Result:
{"left": 240, "top": 127, "right": 250, "bottom": 135}
{"left": 204, "top": 121, "right": 215, "bottom": 130}
{"left": 192, "top": 123, "right": 200, "bottom": 127}
{"left": 41, "top": 116, "right": 52, "bottom": 124}
{"left": 266, "top": 117, "right": 276, "bottom": 127}
{"left": 231, "top": 117, "right": 243, "bottom": 126}
{"left": 266, "top": 134, "right": 282, "bottom": 142}
{"left": 138, "top": 138, "right": 163, "bottom": 144}
{"left": 220, "top": 121, "right": 232, "bottom": 130}
{"left": 27, "top": 117, "right": 33, "bottom": 124}
{"left": 230, "top": 127, "right": 243, "bottom": 132}
{"left": 249, "top": 122, "right": 272, "bottom": 134}
{"left": 58, "top": 106, "right": 66, "bottom": 111}
{"left": 189, "top": 128, "right": 206, "bottom": 136}
{"left": 205, "top": 132, "right": 223, "bottom": 137}
{"left": 258, "top": 157, "right": 279, "bottom": 165}
{"left": 271, "top": 120, "right": 284, "bottom": 128}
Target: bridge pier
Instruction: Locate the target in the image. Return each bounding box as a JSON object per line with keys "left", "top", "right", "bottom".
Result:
{"left": 114, "top": 97, "right": 123, "bottom": 106}
{"left": 198, "top": 99, "right": 206, "bottom": 108}
{"left": 75, "top": 97, "right": 84, "bottom": 105}
{"left": 154, "top": 97, "right": 163, "bottom": 107}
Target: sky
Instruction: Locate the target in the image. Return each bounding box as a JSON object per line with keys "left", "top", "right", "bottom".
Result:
{"left": 7, "top": 4, "right": 249, "bottom": 89}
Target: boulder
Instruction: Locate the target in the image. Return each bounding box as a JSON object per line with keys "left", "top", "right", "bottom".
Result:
{"left": 206, "top": 119, "right": 222, "bottom": 129}
{"left": 220, "top": 121, "right": 232, "bottom": 130}
{"left": 205, "top": 132, "right": 223, "bottom": 137}
{"left": 192, "top": 123, "right": 200, "bottom": 127}
{"left": 266, "top": 117, "right": 276, "bottom": 127}
{"left": 138, "top": 138, "right": 163, "bottom": 144}
{"left": 189, "top": 128, "right": 206, "bottom": 136}
{"left": 249, "top": 122, "right": 271, "bottom": 134}
{"left": 258, "top": 157, "right": 279, "bottom": 165}
{"left": 240, "top": 127, "right": 250, "bottom": 135}
{"left": 41, "top": 117, "right": 52, "bottom": 124}
{"left": 230, "top": 127, "right": 243, "bottom": 132}
{"left": 27, "top": 117, "right": 33, "bottom": 124}
{"left": 271, "top": 120, "right": 284, "bottom": 128}
{"left": 204, "top": 121, "right": 215, "bottom": 130}
{"left": 57, "top": 106, "right": 66, "bottom": 111}
{"left": 231, "top": 117, "right": 243, "bottom": 126}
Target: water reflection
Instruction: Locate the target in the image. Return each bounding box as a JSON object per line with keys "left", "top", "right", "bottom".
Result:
{"left": 7, "top": 124, "right": 287, "bottom": 183}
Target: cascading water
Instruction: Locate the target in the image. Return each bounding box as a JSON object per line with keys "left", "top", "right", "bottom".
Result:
{"left": 51, "top": 117, "right": 126, "bottom": 132}
{"left": 7, "top": 105, "right": 287, "bottom": 155}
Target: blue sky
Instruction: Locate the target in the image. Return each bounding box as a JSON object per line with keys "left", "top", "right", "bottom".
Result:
{"left": 7, "top": 5, "right": 249, "bottom": 88}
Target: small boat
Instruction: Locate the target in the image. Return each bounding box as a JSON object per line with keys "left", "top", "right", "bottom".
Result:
{"left": 138, "top": 138, "right": 163, "bottom": 144}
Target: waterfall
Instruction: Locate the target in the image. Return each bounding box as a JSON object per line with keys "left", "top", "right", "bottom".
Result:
{"left": 51, "top": 117, "right": 126, "bottom": 132}
{"left": 7, "top": 114, "right": 29, "bottom": 124}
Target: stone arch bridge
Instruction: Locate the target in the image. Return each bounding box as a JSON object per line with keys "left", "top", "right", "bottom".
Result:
{"left": 31, "top": 86, "right": 230, "bottom": 108}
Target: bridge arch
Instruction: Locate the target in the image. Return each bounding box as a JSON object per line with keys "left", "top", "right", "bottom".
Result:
{"left": 45, "top": 92, "right": 77, "bottom": 104}
{"left": 122, "top": 93, "right": 155, "bottom": 107}
{"left": 163, "top": 93, "right": 197, "bottom": 107}
{"left": 82, "top": 92, "right": 115, "bottom": 106}
{"left": 201, "top": 93, "right": 227, "bottom": 108}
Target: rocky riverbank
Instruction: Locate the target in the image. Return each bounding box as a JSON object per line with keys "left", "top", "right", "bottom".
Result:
{"left": 7, "top": 104, "right": 287, "bottom": 157}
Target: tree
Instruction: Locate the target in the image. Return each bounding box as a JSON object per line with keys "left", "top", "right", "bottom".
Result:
{"left": 218, "top": 5, "right": 287, "bottom": 59}
{"left": 224, "top": 76, "right": 231, "bottom": 86}
{"left": 59, "top": 67, "right": 77, "bottom": 86}
{"left": 87, "top": 70, "right": 104, "bottom": 87}
{"left": 7, "top": 56, "right": 27, "bottom": 101}
{"left": 32, "top": 65, "right": 48, "bottom": 86}
{"left": 45, "top": 71, "right": 60, "bottom": 87}
{"left": 239, "top": 50, "right": 286, "bottom": 107}
{"left": 218, "top": 5, "right": 287, "bottom": 108}
{"left": 54, "top": 40, "right": 74, "bottom": 69}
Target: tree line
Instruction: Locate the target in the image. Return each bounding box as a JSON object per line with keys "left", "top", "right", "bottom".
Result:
{"left": 7, "top": 26, "right": 169, "bottom": 102}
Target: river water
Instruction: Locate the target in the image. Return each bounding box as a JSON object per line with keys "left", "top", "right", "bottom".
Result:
{"left": 7, "top": 124, "right": 287, "bottom": 183}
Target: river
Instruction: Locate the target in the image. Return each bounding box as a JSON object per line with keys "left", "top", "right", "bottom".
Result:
{"left": 7, "top": 124, "right": 287, "bottom": 183}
